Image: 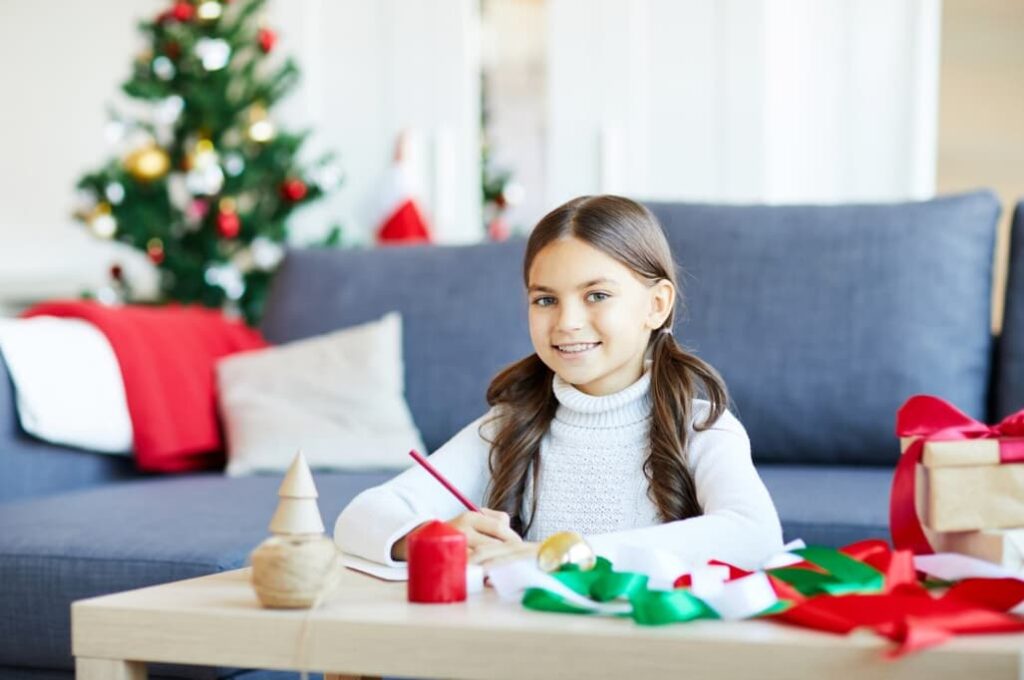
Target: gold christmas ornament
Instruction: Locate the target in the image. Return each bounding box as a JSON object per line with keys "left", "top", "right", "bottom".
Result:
{"left": 124, "top": 144, "right": 170, "bottom": 182}
{"left": 246, "top": 104, "right": 275, "bottom": 143}
{"left": 536, "top": 531, "right": 597, "bottom": 573}
{"left": 86, "top": 203, "right": 117, "bottom": 239}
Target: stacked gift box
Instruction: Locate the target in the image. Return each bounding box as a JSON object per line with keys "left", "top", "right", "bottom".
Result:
{"left": 900, "top": 431, "right": 1024, "bottom": 569}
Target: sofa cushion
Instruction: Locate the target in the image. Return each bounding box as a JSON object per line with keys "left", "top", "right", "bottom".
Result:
{"left": 757, "top": 464, "right": 891, "bottom": 548}
{"left": 994, "top": 200, "right": 1024, "bottom": 419}
{"left": 0, "top": 472, "right": 391, "bottom": 678}
{"left": 218, "top": 312, "right": 425, "bottom": 475}
{"left": 261, "top": 242, "right": 534, "bottom": 453}
{"left": 648, "top": 191, "right": 1001, "bottom": 465}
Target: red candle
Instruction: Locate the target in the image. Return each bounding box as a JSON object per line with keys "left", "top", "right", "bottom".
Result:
{"left": 407, "top": 521, "right": 467, "bottom": 603}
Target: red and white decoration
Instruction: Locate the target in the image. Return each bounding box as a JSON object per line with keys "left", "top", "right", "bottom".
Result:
{"left": 367, "top": 134, "right": 432, "bottom": 245}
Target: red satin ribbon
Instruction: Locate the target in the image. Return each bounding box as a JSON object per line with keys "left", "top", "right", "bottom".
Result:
{"left": 768, "top": 541, "right": 1024, "bottom": 656}
{"left": 891, "top": 395, "right": 1024, "bottom": 554}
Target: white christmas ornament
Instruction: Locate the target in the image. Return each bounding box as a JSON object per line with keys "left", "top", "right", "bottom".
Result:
{"left": 195, "top": 38, "right": 231, "bottom": 71}
{"left": 90, "top": 213, "right": 117, "bottom": 239}
{"left": 154, "top": 95, "right": 184, "bottom": 125}
{"left": 103, "top": 121, "right": 127, "bottom": 146}
{"left": 223, "top": 152, "right": 245, "bottom": 177}
{"left": 186, "top": 163, "right": 225, "bottom": 196}
{"left": 251, "top": 237, "right": 284, "bottom": 270}
{"left": 204, "top": 263, "right": 245, "bottom": 300}
{"left": 105, "top": 182, "right": 125, "bottom": 205}
{"left": 152, "top": 56, "right": 176, "bottom": 80}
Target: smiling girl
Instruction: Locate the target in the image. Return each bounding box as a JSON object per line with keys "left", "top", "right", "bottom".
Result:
{"left": 335, "top": 195, "right": 783, "bottom": 569}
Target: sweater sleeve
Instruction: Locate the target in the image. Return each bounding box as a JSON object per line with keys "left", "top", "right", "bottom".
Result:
{"left": 586, "top": 408, "right": 784, "bottom": 571}
{"left": 333, "top": 410, "right": 495, "bottom": 565}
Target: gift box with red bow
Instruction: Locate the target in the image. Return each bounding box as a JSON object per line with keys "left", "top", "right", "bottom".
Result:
{"left": 891, "top": 395, "right": 1024, "bottom": 555}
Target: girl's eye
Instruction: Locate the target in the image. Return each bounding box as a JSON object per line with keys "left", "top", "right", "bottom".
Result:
{"left": 586, "top": 291, "right": 610, "bottom": 303}
{"left": 532, "top": 296, "right": 556, "bottom": 307}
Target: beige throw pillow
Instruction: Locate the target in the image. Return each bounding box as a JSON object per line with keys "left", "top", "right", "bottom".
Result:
{"left": 217, "top": 312, "right": 424, "bottom": 476}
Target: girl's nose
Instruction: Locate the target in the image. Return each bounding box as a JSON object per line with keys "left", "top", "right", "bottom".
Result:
{"left": 556, "top": 303, "right": 585, "bottom": 331}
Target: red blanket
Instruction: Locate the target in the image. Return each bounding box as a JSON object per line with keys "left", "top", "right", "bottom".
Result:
{"left": 23, "top": 301, "right": 268, "bottom": 472}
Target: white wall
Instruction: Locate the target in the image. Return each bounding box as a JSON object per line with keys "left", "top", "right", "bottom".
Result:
{"left": 0, "top": 0, "right": 164, "bottom": 302}
{"left": 546, "top": 0, "right": 942, "bottom": 206}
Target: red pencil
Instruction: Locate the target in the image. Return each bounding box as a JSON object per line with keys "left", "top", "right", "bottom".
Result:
{"left": 408, "top": 449, "right": 481, "bottom": 512}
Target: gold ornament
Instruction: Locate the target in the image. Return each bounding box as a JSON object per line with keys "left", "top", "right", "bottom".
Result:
{"left": 536, "top": 531, "right": 597, "bottom": 573}
{"left": 124, "top": 144, "right": 170, "bottom": 182}
{"left": 85, "top": 202, "right": 117, "bottom": 239}
{"left": 246, "top": 104, "right": 275, "bottom": 143}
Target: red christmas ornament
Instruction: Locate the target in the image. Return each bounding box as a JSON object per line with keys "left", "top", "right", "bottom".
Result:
{"left": 216, "top": 210, "right": 241, "bottom": 239}
{"left": 258, "top": 28, "right": 277, "bottom": 54}
{"left": 407, "top": 521, "right": 467, "bottom": 604}
{"left": 170, "top": 2, "right": 195, "bottom": 22}
{"left": 164, "top": 40, "right": 181, "bottom": 60}
{"left": 280, "top": 178, "right": 308, "bottom": 202}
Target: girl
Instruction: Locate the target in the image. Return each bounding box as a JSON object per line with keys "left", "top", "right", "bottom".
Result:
{"left": 335, "top": 195, "right": 783, "bottom": 569}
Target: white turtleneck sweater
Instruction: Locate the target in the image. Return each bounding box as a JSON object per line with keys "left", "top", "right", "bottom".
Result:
{"left": 334, "top": 369, "right": 783, "bottom": 570}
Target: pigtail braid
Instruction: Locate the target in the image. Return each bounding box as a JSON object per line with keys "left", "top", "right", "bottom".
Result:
{"left": 646, "top": 329, "right": 730, "bottom": 521}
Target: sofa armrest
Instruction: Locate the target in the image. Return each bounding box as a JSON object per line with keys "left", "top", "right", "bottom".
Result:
{"left": 0, "top": 351, "right": 137, "bottom": 504}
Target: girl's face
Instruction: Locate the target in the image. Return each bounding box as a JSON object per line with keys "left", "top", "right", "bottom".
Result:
{"left": 527, "top": 237, "right": 674, "bottom": 396}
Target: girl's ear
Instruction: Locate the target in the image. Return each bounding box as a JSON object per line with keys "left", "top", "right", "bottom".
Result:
{"left": 647, "top": 279, "right": 676, "bottom": 329}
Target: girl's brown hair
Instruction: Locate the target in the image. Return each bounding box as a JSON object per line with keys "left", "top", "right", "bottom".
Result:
{"left": 484, "top": 195, "right": 730, "bottom": 536}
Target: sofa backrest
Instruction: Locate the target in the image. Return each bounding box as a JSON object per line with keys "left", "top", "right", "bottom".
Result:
{"left": 263, "top": 191, "right": 1000, "bottom": 466}
{"left": 647, "top": 190, "right": 1000, "bottom": 465}
{"left": 994, "top": 200, "right": 1024, "bottom": 419}
{"left": 261, "top": 241, "right": 534, "bottom": 453}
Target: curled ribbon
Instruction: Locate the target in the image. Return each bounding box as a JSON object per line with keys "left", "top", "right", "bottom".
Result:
{"left": 891, "top": 394, "right": 1024, "bottom": 555}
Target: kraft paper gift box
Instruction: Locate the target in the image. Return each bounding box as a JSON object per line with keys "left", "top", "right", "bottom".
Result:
{"left": 900, "top": 437, "right": 1024, "bottom": 532}
{"left": 930, "top": 528, "right": 1024, "bottom": 571}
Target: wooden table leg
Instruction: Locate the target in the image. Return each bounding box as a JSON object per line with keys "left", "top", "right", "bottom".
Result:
{"left": 76, "top": 657, "right": 146, "bottom": 679}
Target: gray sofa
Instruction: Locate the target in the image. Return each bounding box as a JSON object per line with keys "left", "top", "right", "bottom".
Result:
{"left": 1, "top": 190, "right": 1021, "bottom": 679}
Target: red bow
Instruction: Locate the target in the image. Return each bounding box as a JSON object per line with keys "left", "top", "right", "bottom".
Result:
{"left": 891, "top": 395, "right": 1024, "bottom": 554}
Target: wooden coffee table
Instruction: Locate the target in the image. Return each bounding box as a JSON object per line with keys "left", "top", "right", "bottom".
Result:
{"left": 72, "top": 566, "right": 1024, "bottom": 679}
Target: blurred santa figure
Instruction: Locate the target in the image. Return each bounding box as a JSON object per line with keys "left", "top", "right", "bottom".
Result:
{"left": 368, "top": 132, "right": 432, "bottom": 245}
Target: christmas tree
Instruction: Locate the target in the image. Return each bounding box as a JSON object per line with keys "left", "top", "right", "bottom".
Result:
{"left": 75, "top": 0, "right": 341, "bottom": 325}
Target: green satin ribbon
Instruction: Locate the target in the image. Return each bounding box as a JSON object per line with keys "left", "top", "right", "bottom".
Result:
{"left": 521, "top": 547, "right": 886, "bottom": 625}
{"left": 769, "top": 547, "right": 884, "bottom": 596}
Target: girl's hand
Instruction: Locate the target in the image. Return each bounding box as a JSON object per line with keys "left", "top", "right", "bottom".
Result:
{"left": 470, "top": 540, "right": 540, "bottom": 567}
{"left": 390, "top": 508, "right": 520, "bottom": 561}
{"left": 448, "top": 508, "right": 522, "bottom": 551}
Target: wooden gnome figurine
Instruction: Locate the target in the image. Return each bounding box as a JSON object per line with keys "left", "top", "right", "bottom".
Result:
{"left": 250, "top": 451, "right": 340, "bottom": 608}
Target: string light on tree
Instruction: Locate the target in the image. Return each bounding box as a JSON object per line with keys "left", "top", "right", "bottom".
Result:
{"left": 196, "top": 1, "right": 223, "bottom": 23}
{"left": 246, "top": 103, "right": 275, "bottom": 143}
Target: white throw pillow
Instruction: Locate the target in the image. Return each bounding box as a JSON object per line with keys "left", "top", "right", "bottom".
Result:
{"left": 217, "top": 312, "right": 424, "bottom": 476}
{"left": 0, "top": 316, "right": 133, "bottom": 454}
